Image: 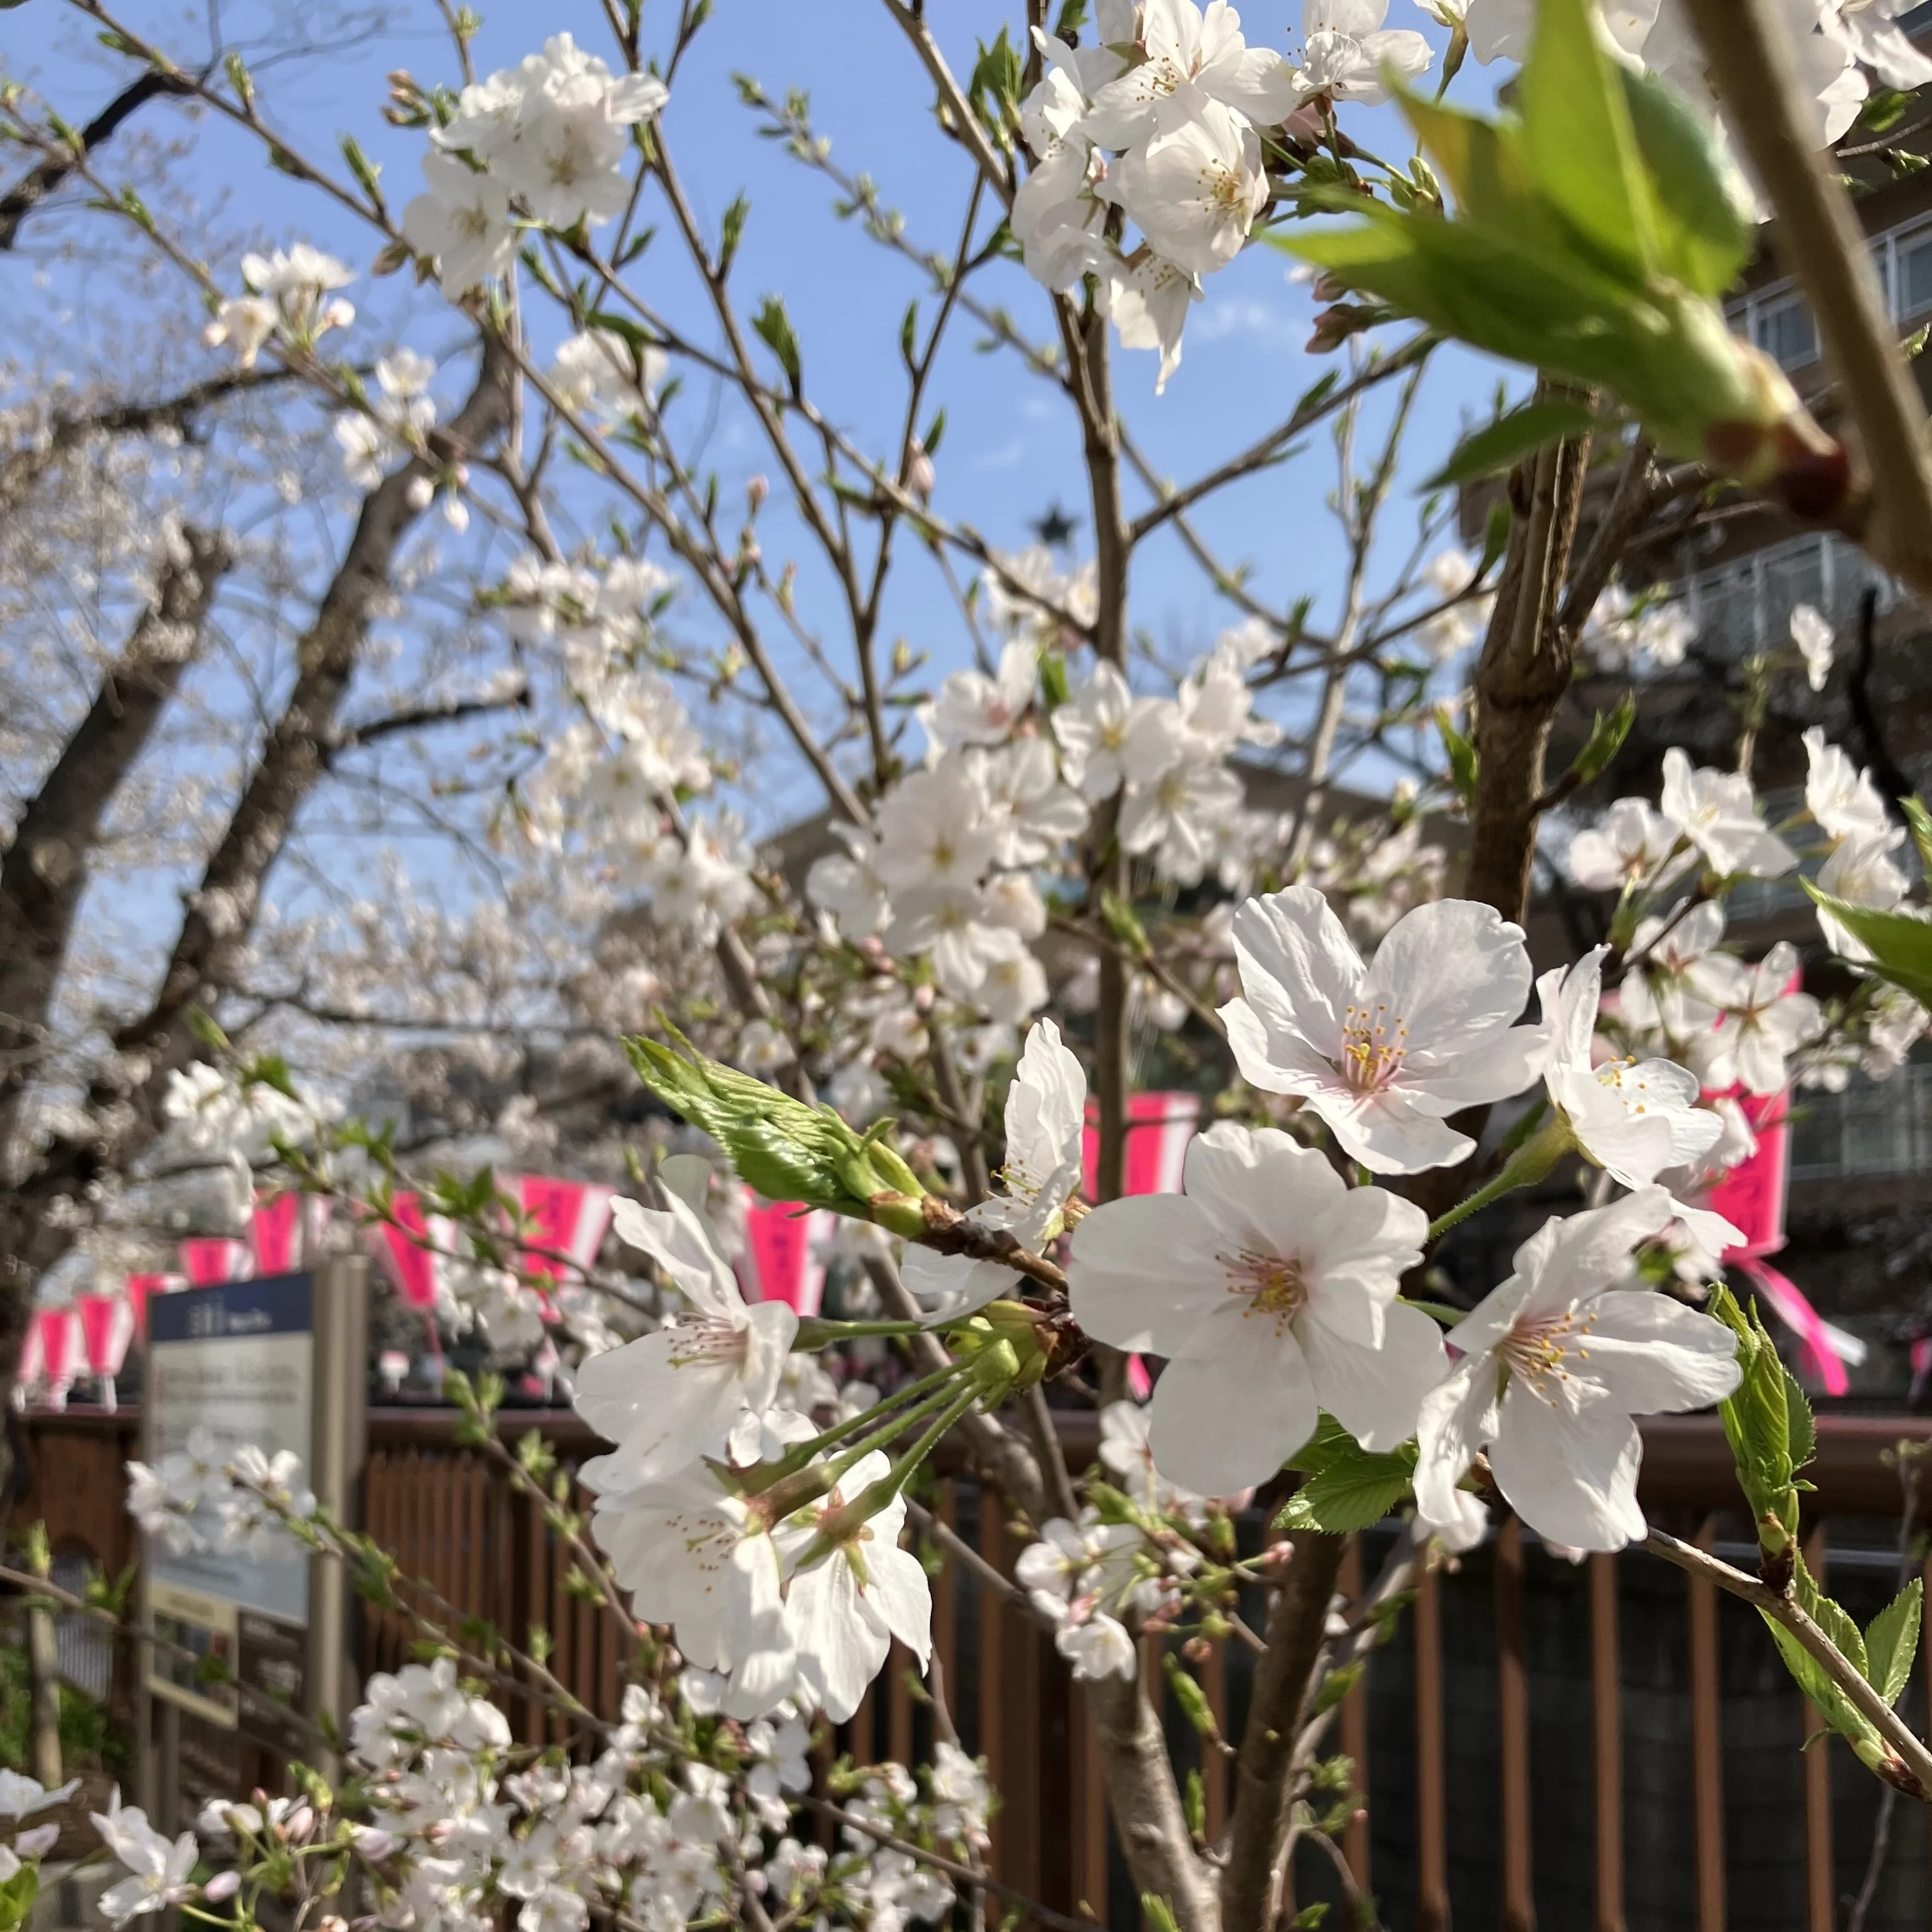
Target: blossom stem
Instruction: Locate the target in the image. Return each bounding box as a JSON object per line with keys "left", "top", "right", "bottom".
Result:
{"left": 738, "top": 1356, "right": 977, "bottom": 1495}
{"left": 1398, "top": 1296, "right": 1468, "bottom": 1327}
{"left": 1427, "top": 1112, "right": 1574, "bottom": 1245}
{"left": 790, "top": 1315, "right": 930, "bottom": 1349}
{"left": 816, "top": 1367, "right": 988, "bottom": 1491}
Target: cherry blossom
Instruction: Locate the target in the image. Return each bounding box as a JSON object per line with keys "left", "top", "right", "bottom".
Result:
{"left": 1539, "top": 949, "right": 1723, "bottom": 1188}
{"left": 1414, "top": 1190, "right": 1740, "bottom": 1552}
{"left": 1289, "top": 0, "right": 1434, "bottom": 104}
{"left": 1696, "top": 943, "right": 1824, "bottom": 1095}
{"left": 1221, "top": 886, "right": 1548, "bottom": 1174}
{"left": 1108, "top": 96, "right": 1269, "bottom": 278}
{"left": 1803, "top": 727, "right": 1893, "bottom": 842}
{"left": 1070, "top": 1121, "right": 1445, "bottom": 1494}
{"left": 1659, "top": 749, "right": 1798, "bottom": 878}
{"left": 1791, "top": 602, "right": 1835, "bottom": 691}
{"left": 574, "top": 1192, "right": 798, "bottom": 1489}
{"left": 1568, "top": 797, "right": 1683, "bottom": 892}
{"left": 903, "top": 1018, "right": 1084, "bottom": 1317}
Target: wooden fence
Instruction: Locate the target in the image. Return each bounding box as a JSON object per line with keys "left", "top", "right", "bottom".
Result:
{"left": 13, "top": 1406, "right": 1932, "bottom": 1929}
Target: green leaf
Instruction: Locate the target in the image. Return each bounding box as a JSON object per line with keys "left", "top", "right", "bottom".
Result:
{"left": 1276, "top": 1437, "right": 1417, "bottom": 1535}
{"left": 967, "top": 27, "right": 1022, "bottom": 147}
{"left": 1427, "top": 396, "right": 1600, "bottom": 489}
{"left": 1310, "top": 1659, "right": 1363, "bottom": 1718}
{"left": 1570, "top": 690, "right": 1637, "bottom": 790}
{"left": 1436, "top": 706, "right": 1478, "bottom": 806}
{"left": 1901, "top": 795, "right": 1932, "bottom": 889}
{"left": 751, "top": 294, "right": 802, "bottom": 394}
{"left": 1140, "top": 1897, "right": 1182, "bottom": 1932}
{"left": 1617, "top": 66, "right": 1754, "bottom": 297}
{"left": 1803, "top": 885, "right": 1932, "bottom": 1006}
{"left": 1517, "top": 0, "right": 1658, "bottom": 282}
{"left": 1865, "top": 1578, "right": 1922, "bottom": 1707}
{"left": 0, "top": 1860, "right": 38, "bottom": 1932}
{"left": 718, "top": 193, "right": 750, "bottom": 279}
{"left": 1708, "top": 1285, "right": 1799, "bottom": 1557}
{"left": 1183, "top": 1767, "right": 1205, "bottom": 1840}
{"left": 1165, "top": 1655, "right": 1218, "bottom": 1737}
{"left": 1478, "top": 496, "right": 1511, "bottom": 576}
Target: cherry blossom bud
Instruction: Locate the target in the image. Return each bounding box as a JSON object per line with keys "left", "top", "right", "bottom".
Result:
{"left": 907, "top": 441, "right": 935, "bottom": 500}
{"left": 746, "top": 474, "right": 769, "bottom": 511}
{"left": 203, "top": 1874, "right": 242, "bottom": 1903}
{"left": 406, "top": 475, "right": 435, "bottom": 511}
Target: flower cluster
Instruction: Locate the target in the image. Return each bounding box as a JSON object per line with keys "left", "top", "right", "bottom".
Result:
{"left": 204, "top": 246, "right": 356, "bottom": 368}
{"left": 89, "top": 1651, "right": 987, "bottom": 1932}
{"left": 125, "top": 1427, "right": 315, "bottom": 1560}
{"left": 401, "top": 35, "right": 668, "bottom": 294}
{"left": 1016, "top": 0, "right": 1430, "bottom": 387}
{"left": 0, "top": 1772, "right": 77, "bottom": 1886}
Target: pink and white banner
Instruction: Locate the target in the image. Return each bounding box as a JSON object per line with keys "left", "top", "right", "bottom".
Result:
{"left": 739, "top": 1199, "right": 834, "bottom": 1317}
{"left": 1698, "top": 1081, "right": 1862, "bottom": 1394}
{"left": 1081, "top": 1092, "right": 1200, "bottom": 1398}
{"left": 1702, "top": 1088, "right": 1792, "bottom": 1262}
{"left": 1081, "top": 1091, "right": 1200, "bottom": 1204}
{"left": 512, "top": 1174, "right": 616, "bottom": 1285}
{"left": 1736, "top": 1256, "right": 1867, "bottom": 1398}
{"left": 27, "top": 1308, "right": 80, "bottom": 1409}
{"left": 374, "top": 1192, "right": 450, "bottom": 1310}
{"left": 75, "top": 1293, "right": 135, "bottom": 1409}
{"left": 178, "top": 1236, "right": 251, "bottom": 1286}
{"left": 250, "top": 1191, "right": 333, "bottom": 1274}
{"left": 124, "top": 1272, "right": 183, "bottom": 1337}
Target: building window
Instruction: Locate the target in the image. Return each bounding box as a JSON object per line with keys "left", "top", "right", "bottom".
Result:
{"left": 1675, "top": 532, "right": 1894, "bottom": 664}
{"left": 1790, "top": 1062, "right": 1932, "bottom": 1181}
{"left": 1750, "top": 289, "right": 1820, "bottom": 371}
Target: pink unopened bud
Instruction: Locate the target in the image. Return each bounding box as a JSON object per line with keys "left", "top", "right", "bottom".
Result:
{"left": 746, "top": 474, "right": 769, "bottom": 511}
{"left": 907, "top": 442, "right": 935, "bottom": 500}
{"left": 203, "top": 1873, "right": 242, "bottom": 1903}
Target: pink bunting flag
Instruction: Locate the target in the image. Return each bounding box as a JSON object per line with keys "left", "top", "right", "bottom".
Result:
{"left": 34, "top": 1308, "right": 80, "bottom": 1409}
{"left": 250, "top": 1192, "right": 334, "bottom": 1274}
{"left": 178, "top": 1236, "right": 251, "bottom": 1286}
{"left": 1701, "top": 1087, "right": 1793, "bottom": 1262}
{"left": 1736, "top": 1256, "right": 1866, "bottom": 1398}
{"left": 13, "top": 1318, "right": 43, "bottom": 1406}
{"left": 1080, "top": 1091, "right": 1201, "bottom": 1202}
{"left": 374, "top": 1192, "right": 449, "bottom": 1310}
{"left": 123, "top": 1271, "right": 182, "bottom": 1337}
{"left": 75, "top": 1294, "right": 134, "bottom": 1411}
{"left": 1081, "top": 1092, "right": 1200, "bottom": 1399}
{"left": 513, "top": 1174, "right": 616, "bottom": 1284}
{"left": 1696, "top": 1079, "right": 1860, "bottom": 1393}
{"left": 740, "top": 1199, "right": 832, "bottom": 1316}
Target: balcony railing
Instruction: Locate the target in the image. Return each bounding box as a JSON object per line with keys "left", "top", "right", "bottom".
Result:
{"left": 1671, "top": 530, "right": 1897, "bottom": 664}
{"left": 1790, "top": 1057, "right": 1932, "bottom": 1181}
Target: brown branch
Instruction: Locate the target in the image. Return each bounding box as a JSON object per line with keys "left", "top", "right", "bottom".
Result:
{"left": 1087, "top": 1663, "right": 1223, "bottom": 1932}
{"left": 1680, "top": 0, "right": 1932, "bottom": 595}
{"left": 1220, "top": 1531, "right": 1348, "bottom": 1932}
{"left": 0, "top": 70, "right": 190, "bottom": 249}
{"left": 0, "top": 527, "right": 229, "bottom": 1154}
{"left": 327, "top": 686, "right": 530, "bottom": 753}
{"left": 6, "top": 334, "right": 513, "bottom": 1298}
{"left": 1644, "top": 1527, "right": 1932, "bottom": 1798}
{"left": 1463, "top": 381, "right": 1595, "bottom": 921}
{"left": 1130, "top": 334, "right": 1434, "bottom": 542}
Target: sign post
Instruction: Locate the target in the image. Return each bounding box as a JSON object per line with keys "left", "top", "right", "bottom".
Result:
{"left": 136, "top": 1255, "right": 367, "bottom": 1820}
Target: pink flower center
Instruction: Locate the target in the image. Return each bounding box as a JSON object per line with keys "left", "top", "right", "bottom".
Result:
{"left": 1223, "top": 1250, "right": 1308, "bottom": 1326}
{"left": 1499, "top": 1305, "right": 1598, "bottom": 1403}
{"left": 1339, "top": 1000, "right": 1409, "bottom": 1094}
{"left": 666, "top": 1312, "right": 748, "bottom": 1371}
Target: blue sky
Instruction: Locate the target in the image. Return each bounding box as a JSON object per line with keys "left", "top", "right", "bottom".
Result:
{"left": 4, "top": 0, "right": 1523, "bottom": 836}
